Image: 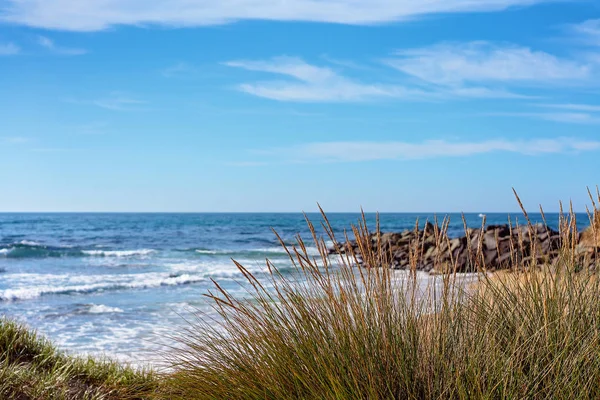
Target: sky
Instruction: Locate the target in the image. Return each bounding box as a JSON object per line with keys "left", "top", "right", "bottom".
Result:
{"left": 0, "top": 1, "right": 599, "bottom": 213}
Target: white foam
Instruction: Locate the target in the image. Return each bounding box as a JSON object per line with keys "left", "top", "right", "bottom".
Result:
{"left": 167, "top": 259, "right": 267, "bottom": 277}
{"left": 266, "top": 246, "right": 321, "bottom": 256}
{"left": 254, "top": 247, "right": 289, "bottom": 254}
{"left": 82, "top": 249, "right": 156, "bottom": 257}
{"left": 88, "top": 304, "right": 124, "bottom": 314}
{"left": 194, "top": 247, "right": 313, "bottom": 256}
{"left": 0, "top": 248, "right": 12, "bottom": 255}
{"left": 19, "top": 240, "right": 42, "bottom": 246}
{"left": 167, "top": 262, "right": 201, "bottom": 272}
{"left": 195, "top": 249, "right": 222, "bottom": 255}
{"left": 0, "top": 272, "right": 206, "bottom": 301}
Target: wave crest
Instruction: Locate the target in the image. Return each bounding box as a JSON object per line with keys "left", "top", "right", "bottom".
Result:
{"left": 0, "top": 242, "right": 157, "bottom": 259}
{"left": 0, "top": 272, "right": 205, "bottom": 302}
{"left": 81, "top": 249, "right": 156, "bottom": 257}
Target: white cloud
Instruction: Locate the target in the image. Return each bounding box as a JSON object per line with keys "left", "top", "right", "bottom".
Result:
{"left": 93, "top": 94, "right": 145, "bottom": 111}
{"left": 225, "top": 56, "right": 525, "bottom": 102}
{"left": 536, "top": 103, "right": 600, "bottom": 112}
{"left": 31, "top": 148, "right": 79, "bottom": 153}
{"left": 261, "top": 138, "right": 600, "bottom": 163}
{"left": 225, "top": 56, "right": 431, "bottom": 102}
{"left": 572, "top": 19, "right": 600, "bottom": 46}
{"left": 226, "top": 161, "right": 269, "bottom": 167}
{"left": 490, "top": 103, "right": 600, "bottom": 124}
{"left": 0, "top": 0, "right": 554, "bottom": 31}
{"left": 65, "top": 93, "right": 146, "bottom": 111}
{"left": 37, "top": 35, "right": 87, "bottom": 55}
{"left": 386, "top": 42, "right": 591, "bottom": 86}
{"left": 226, "top": 41, "right": 595, "bottom": 103}
{"left": 2, "top": 136, "right": 31, "bottom": 143}
{"left": 488, "top": 112, "right": 600, "bottom": 124}
{"left": 0, "top": 42, "right": 19, "bottom": 55}
{"left": 161, "top": 62, "right": 196, "bottom": 78}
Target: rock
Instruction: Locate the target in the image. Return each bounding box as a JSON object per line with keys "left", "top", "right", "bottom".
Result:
{"left": 328, "top": 221, "right": 573, "bottom": 274}
{"left": 424, "top": 245, "right": 437, "bottom": 259}
{"left": 449, "top": 238, "right": 463, "bottom": 252}
{"left": 483, "top": 232, "right": 498, "bottom": 251}
{"left": 484, "top": 249, "right": 498, "bottom": 266}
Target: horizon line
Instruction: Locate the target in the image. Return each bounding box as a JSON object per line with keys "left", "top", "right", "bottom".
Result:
{"left": 0, "top": 210, "right": 586, "bottom": 214}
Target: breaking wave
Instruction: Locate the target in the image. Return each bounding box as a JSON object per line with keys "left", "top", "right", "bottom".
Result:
{"left": 0, "top": 272, "right": 206, "bottom": 301}
{"left": 81, "top": 249, "right": 156, "bottom": 257}
{"left": 87, "top": 304, "right": 124, "bottom": 314}
{"left": 0, "top": 242, "right": 156, "bottom": 259}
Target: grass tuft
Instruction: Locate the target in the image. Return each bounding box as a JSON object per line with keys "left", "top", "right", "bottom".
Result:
{"left": 163, "top": 191, "right": 600, "bottom": 399}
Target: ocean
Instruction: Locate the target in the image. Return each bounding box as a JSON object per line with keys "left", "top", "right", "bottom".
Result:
{"left": 0, "top": 212, "right": 589, "bottom": 366}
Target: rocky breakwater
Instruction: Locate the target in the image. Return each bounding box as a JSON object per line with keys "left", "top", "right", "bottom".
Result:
{"left": 330, "top": 222, "right": 599, "bottom": 273}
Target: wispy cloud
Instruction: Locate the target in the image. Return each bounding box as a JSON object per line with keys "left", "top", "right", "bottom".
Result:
{"left": 386, "top": 41, "right": 591, "bottom": 86}
{"left": 536, "top": 103, "right": 600, "bottom": 112}
{"left": 161, "top": 62, "right": 197, "bottom": 78}
{"left": 226, "top": 161, "right": 269, "bottom": 167}
{"left": 65, "top": 93, "right": 146, "bottom": 111}
{"left": 94, "top": 94, "right": 146, "bottom": 111}
{"left": 487, "top": 103, "right": 600, "bottom": 124}
{"left": 487, "top": 111, "right": 600, "bottom": 124}
{"left": 37, "top": 35, "right": 87, "bottom": 55}
{"left": 30, "top": 148, "right": 80, "bottom": 153}
{"left": 225, "top": 57, "right": 430, "bottom": 102}
{"left": 571, "top": 19, "right": 600, "bottom": 47}
{"left": 0, "top": 42, "right": 19, "bottom": 55}
{"left": 0, "top": 0, "right": 555, "bottom": 31}
{"left": 254, "top": 137, "right": 600, "bottom": 163}
{"left": 2, "top": 136, "right": 31, "bottom": 144}
{"left": 225, "top": 56, "right": 525, "bottom": 102}
{"left": 225, "top": 38, "right": 598, "bottom": 103}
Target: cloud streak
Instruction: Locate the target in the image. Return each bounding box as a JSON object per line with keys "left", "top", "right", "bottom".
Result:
{"left": 536, "top": 103, "right": 600, "bottom": 112}
{"left": 256, "top": 137, "right": 600, "bottom": 163}
{"left": 488, "top": 112, "right": 600, "bottom": 124}
{"left": 225, "top": 56, "right": 528, "bottom": 102}
{"left": 225, "top": 57, "right": 430, "bottom": 102}
{"left": 93, "top": 95, "right": 146, "bottom": 111}
{"left": 0, "top": 42, "right": 19, "bottom": 55}
{"left": 38, "top": 35, "right": 87, "bottom": 55}
{"left": 386, "top": 42, "right": 591, "bottom": 86}
{"left": 572, "top": 19, "right": 600, "bottom": 46}
{"left": 2, "top": 136, "right": 31, "bottom": 144}
{"left": 161, "top": 62, "right": 197, "bottom": 78}
{"left": 0, "top": 0, "right": 556, "bottom": 31}
{"left": 225, "top": 40, "right": 598, "bottom": 103}
{"left": 65, "top": 93, "right": 146, "bottom": 111}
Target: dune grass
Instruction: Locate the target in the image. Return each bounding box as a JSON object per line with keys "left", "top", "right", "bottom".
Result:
{"left": 0, "top": 318, "right": 159, "bottom": 400}
{"left": 162, "top": 192, "right": 600, "bottom": 399}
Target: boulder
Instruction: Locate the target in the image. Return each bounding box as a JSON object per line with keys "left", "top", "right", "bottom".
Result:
{"left": 329, "top": 221, "right": 572, "bottom": 274}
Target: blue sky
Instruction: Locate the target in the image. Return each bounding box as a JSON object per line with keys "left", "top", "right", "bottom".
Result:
{"left": 0, "top": 1, "right": 599, "bottom": 212}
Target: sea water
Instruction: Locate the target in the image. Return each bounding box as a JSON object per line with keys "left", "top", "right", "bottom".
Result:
{"left": 0, "top": 212, "right": 588, "bottom": 366}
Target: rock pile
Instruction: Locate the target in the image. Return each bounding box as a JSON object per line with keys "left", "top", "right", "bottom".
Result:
{"left": 330, "top": 222, "right": 599, "bottom": 273}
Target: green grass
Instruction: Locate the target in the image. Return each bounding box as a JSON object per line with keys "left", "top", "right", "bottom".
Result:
{"left": 0, "top": 318, "right": 160, "bottom": 399}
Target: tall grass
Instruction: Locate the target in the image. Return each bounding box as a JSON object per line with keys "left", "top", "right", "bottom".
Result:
{"left": 163, "top": 193, "right": 600, "bottom": 399}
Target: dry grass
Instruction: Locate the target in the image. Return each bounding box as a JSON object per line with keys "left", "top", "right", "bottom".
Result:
{"left": 161, "top": 191, "right": 600, "bottom": 399}
{"left": 581, "top": 212, "right": 600, "bottom": 247}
